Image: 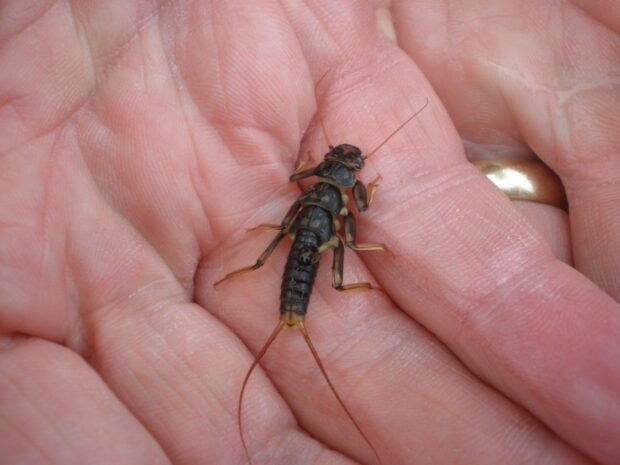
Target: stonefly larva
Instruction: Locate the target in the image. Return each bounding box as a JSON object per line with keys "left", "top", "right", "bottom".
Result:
{"left": 214, "top": 97, "right": 429, "bottom": 464}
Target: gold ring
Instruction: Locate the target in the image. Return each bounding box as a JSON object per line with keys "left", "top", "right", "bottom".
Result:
{"left": 472, "top": 159, "right": 567, "bottom": 210}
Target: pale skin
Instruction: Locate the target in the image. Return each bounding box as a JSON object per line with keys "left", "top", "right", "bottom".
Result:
{"left": 1, "top": 1, "right": 619, "bottom": 464}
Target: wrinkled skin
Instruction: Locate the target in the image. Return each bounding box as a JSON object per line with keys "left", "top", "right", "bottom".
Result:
{"left": 1, "top": 1, "right": 619, "bottom": 464}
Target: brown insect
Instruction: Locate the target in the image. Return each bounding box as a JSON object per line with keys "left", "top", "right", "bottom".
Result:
{"left": 214, "top": 97, "right": 429, "bottom": 464}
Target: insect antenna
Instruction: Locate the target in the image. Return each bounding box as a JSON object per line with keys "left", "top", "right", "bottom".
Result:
{"left": 296, "top": 321, "right": 383, "bottom": 465}
{"left": 365, "top": 97, "right": 429, "bottom": 159}
{"left": 313, "top": 69, "right": 335, "bottom": 149}
{"left": 238, "top": 320, "right": 286, "bottom": 463}
{"left": 320, "top": 116, "right": 334, "bottom": 149}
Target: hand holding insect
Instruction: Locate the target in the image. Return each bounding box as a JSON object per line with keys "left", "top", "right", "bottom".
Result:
{"left": 1, "top": 2, "right": 619, "bottom": 465}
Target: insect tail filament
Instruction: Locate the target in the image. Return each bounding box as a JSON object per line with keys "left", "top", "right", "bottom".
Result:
{"left": 238, "top": 320, "right": 383, "bottom": 465}
{"left": 296, "top": 321, "right": 383, "bottom": 465}
{"left": 238, "top": 320, "right": 286, "bottom": 464}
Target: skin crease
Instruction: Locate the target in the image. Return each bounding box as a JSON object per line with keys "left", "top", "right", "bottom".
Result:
{"left": 0, "top": 1, "right": 618, "bottom": 465}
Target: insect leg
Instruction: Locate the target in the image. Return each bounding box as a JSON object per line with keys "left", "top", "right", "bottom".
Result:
{"left": 343, "top": 213, "right": 389, "bottom": 252}
{"left": 244, "top": 199, "right": 301, "bottom": 233}
{"left": 245, "top": 224, "right": 282, "bottom": 232}
{"left": 291, "top": 150, "right": 315, "bottom": 174}
{"left": 332, "top": 236, "right": 380, "bottom": 292}
{"left": 366, "top": 175, "right": 382, "bottom": 206}
{"left": 214, "top": 200, "right": 303, "bottom": 287}
{"left": 352, "top": 176, "right": 382, "bottom": 212}
{"left": 289, "top": 150, "right": 316, "bottom": 182}
{"left": 289, "top": 167, "right": 316, "bottom": 182}
{"left": 213, "top": 231, "right": 287, "bottom": 287}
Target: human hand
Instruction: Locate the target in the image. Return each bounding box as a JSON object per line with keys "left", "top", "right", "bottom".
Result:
{"left": 1, "top": 1, "right": 618, "bottom": 465}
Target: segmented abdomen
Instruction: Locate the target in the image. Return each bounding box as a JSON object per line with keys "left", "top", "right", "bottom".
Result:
{"left": 280, "top": 206, "right": 332, "bottom": 319}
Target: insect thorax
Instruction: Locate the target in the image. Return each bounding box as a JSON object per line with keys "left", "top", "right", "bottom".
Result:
{"left": 300, "top": 182, "right": 344, "bottom": 217}
{"left": 314, "top": 161, "right": 356, "bottom": 187}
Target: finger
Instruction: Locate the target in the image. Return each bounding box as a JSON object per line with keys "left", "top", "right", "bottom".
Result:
{"left": 361, "top": 164, "right": 620, "bottom": 465}
{"left": 492, "top": 8, "right": 620, "bottom": 300}
{"left": 0, "top": 337, "right": 170, "bottom": 465}
{"left": 392, "top": 0, "right": 620, "bottom": 300}
{"left": 390, "top": 1, "right": 573, "bottom": 267}
{"left": 512, "top": 202, "right": 572, "bottom": 264}
{"left": 200, "top": 1, "right": 594, "bottom": 463}
{"left": 392, "top": 6, "right": 620, "bottom": 460}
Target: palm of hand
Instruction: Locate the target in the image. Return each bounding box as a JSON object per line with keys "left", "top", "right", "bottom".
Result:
{"left": 1, "top": 2, "right": 619, "bottom": 465}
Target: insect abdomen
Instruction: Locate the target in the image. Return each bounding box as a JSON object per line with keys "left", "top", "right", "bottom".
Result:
{"left": 280, "top": 207, "right": 331, "bottom": 322}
